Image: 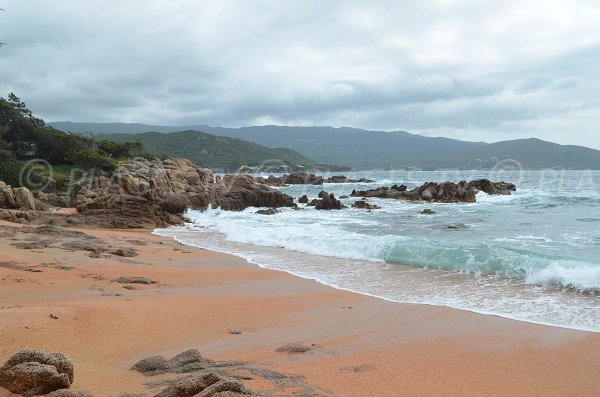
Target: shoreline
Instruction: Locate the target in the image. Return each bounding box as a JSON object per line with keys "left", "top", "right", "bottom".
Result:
{"left": 156, "top": 226, "right": 600, "bottom": 334}
{"left": 1, "top": 220, "right": 599, "bottom": 396}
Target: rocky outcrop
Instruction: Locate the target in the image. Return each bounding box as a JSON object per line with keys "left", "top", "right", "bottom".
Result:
{"left": 0, "top": 181, "right": 37, "bottom": 210}
{"left": 307, "top": 191, "right": 345, "bottom": 210}
{"left": 352, "top": 179, "right": 515, "bottom": 203}
{"left": 74, "top": 159, "right": 294, "bottom": 226}
{"left": 256, "top": 172, "right": 374, "bottom": 186}
{"left": 255, "top": 171, "right": 323, "bottom": 186}
{"left": 0, "top": 348, "right": 74, "bottom": 396}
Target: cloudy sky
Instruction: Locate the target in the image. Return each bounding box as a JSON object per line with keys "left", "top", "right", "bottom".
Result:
{"left": 1, "top": 0, "right": 599, "bottom": 148}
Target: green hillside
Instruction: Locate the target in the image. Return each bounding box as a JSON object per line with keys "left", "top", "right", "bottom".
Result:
{"left": 450, "top": 139, "right": 600, "bottom": 169}
{"left": 100, "top": 130, "right": 317, "bottom": 171}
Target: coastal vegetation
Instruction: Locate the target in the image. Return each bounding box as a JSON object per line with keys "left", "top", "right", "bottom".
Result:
{"left": 99, "top": 130, "right": 318, "bottom": 172}
{"left": 0, "top": 94, "right": 150, "bottom": 188}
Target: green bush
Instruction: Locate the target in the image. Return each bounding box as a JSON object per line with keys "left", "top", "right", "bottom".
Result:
{"left": 68, "top": 149, "right": 115, "bottom": 171}
{"left": 97, "top": 140, "right": 144, "bottom": 159}
{"left": 0, "top": 159, "right": 26, "bottom": 186}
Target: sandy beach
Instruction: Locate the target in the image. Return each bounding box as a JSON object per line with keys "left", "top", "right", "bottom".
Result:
{"left": 1, "top": 219, "right": 599, "bottom": 397}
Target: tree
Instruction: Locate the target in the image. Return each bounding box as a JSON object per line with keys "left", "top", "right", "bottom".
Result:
{"left": 0, "top": 93, "right": 45, "bottom": 158}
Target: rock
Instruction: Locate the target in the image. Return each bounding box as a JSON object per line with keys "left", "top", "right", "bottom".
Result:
{"left": 283, "top": 171, "right": 323, "bottom": 185}
{"left": 114, "top": 276, "right": 157, "bottom": 285}
{"left": 228, "top": 329, "right": 241, "bottom": 335}
{"left": 421, "top": 189, "right": 433, "bottom": 200}
{"left": 131, "top": 349, "right": 208, "bottom": 377}
{"left": 37, "top": 192, "right": 72, "bottom": 208}
{"left": 275, "top": 343, "right": 313, "bottom": 354}
{"left": 258, "top": 173, "right": 375, "bottom": 186}
{"left": 74, "top": 159, "right": 294, "bottom": 226}
{"left": 0, "top": 348, "right": 74, "bottom": 396}
{"left": 194, "top": 379, "right": 253, "bottom": 397}
{"left": 110, "top": 248, "right": 137, "bottom": 257}
{"left": 153, "top": 372, "right": 223, "bottom": 397}
{"left": 466, "top": 179, "right": 516, "bottom": 195}
{"left": 168, "top": 350, "right": 204, "bottom": 369}
{"left": 339, "top": 195, "right": 349, "bottom": 199}
{"left": 420, "top": 209, "right": 436, "bottom": 214}
{"left": 131, "top": 356, "right": 170, "bottom": 375}
{"left": 44, "top": 390, "right": 94, "bottom": 397}
{"left": 0, "top": 183, "right": 37, "bottom": 210}
{"left": 312, "top": 192, "right": 344, "bottom": 210}
{"left": 351, "top": 200, "right": 379, "bottom": 210}
{"left": 352, "top": 179, "right": 515, "bottom": 203}
{"left": 298, "top": 195, "right": 309, "bottom": 204}
{"left": 325, "top": 175, "right": 347, "bottom": 183}
{"left": 0, "top": 209, "right": 41, "bottom": 224}
{"left": 447, "top": 224, "right": 459, "bottom": 229}
{"left": 255, "top": 208, "right": 278, "bottom": 215}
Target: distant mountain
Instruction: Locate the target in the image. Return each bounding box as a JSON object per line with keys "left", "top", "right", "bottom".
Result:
{"left": 99, "top": 130, "right": 317, "bottom": 172}
{"left": 51, "top": 122, "right": 600, "bottom": 169}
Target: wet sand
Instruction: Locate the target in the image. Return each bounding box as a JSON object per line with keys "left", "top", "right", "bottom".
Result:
{"left": 0, "top": 220, "right": 599, "bottom": 396}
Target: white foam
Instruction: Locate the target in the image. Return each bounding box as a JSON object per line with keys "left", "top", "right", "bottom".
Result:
{"left": 526, "top": 263, "right": 600, "bottom": 292}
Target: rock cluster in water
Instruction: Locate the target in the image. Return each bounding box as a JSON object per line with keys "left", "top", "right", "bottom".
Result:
{"left": 255, "top": 171, "right": 373, "bottom": 186}
{"left": 352, "top": 179, "right": 515, "bottom": 203}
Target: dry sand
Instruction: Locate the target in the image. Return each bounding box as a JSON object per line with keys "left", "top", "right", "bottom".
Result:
{"left": 0, "top": 219, "right": 598, "bottom": 396}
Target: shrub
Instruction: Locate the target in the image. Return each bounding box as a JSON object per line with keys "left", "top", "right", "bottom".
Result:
{"left": 0, "top": 159, "right": 26, "bottom": 186}
{"left": 68, "top": 149, "right": 115, "bottom": 171}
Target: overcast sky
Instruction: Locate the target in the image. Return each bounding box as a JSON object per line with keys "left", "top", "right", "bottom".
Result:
{"left": 1, "top": 1, "right": 599, "bottom": 148}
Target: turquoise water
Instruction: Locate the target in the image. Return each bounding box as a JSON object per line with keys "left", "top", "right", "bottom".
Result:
{"left": 156, "top": 170, "right": 600, "bottom": 332}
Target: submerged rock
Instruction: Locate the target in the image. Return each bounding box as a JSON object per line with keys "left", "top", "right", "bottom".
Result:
{"left": 255, "top": 208, "right": 279, "bottom": 215}
{"left": 351, "top": 200, "right": 379, "bottom": 210}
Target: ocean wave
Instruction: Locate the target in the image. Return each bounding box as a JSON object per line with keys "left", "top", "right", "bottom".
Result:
{"left": 183, "top": 207, "right": 600, "bottom": 291}
{"left": 525, "top": 263, "right": 600, "bottom": 293}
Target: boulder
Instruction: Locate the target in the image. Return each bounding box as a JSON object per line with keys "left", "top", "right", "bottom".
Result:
{"left": 154, "top": 372, "right": 223, "bottom": 397}
{"left": 312, "top": 192, "right": 344, "bottom": 210}
{"left": 131, "top": 349, "right": 209, "bottom": 377}
{"left": 298, "top": 195, "right": 309, "bottom": 204}
{"left": 0, "top": 348, "right": 74, "bottom": 396}
{"left": 0, "top": 182, "right": 37, "bottom": 210}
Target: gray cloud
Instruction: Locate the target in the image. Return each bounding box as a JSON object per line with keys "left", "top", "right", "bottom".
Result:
{"left": 1, "top": 0, "right": 599, "bottom": 148}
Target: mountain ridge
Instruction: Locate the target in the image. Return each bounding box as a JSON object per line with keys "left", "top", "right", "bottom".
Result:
{"left": 50, "top": 122, "right": 600, "bottom": 170}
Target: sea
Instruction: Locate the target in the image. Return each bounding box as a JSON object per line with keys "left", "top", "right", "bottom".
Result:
{"left": 155, "top": 170, "right": 600, "bottom": 332}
